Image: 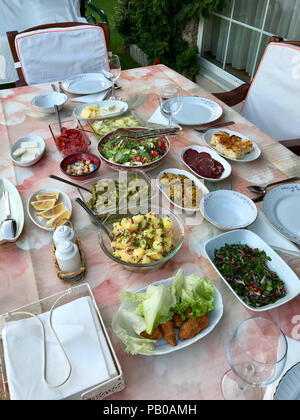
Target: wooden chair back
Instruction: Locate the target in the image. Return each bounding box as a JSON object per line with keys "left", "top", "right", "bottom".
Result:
{"left": 7, "top": 21, "right": 111, "bottom": 86}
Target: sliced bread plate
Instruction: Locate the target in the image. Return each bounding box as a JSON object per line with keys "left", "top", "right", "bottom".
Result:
{"left": 61, "top": 73, "right": 112, "bottom": 95}
{"left": 73, "top": 100, "right": 128, "bottom": 121}
{"left": 157, "top": 168, "right": 209, "bottom": 214}
{"left": 0, "top": 178, "right": 24, "bottom": 244}
{"left": 27, "top": 189, "right": 72, "bottom": 231}
{"left": 203, "top": 129, "right": 261, "bottom": 162}
{"left": 113, "top": 276, "right": 223, "bottom": 356}
{"left": 180, "top": 145, "right": 231, "bottom": 182}
{"left": 205, "top": 229, "right": 300, "bottom": 312}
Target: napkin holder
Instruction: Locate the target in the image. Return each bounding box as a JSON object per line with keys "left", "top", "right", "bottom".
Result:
{"left": 0, "top": 283, "right": 125, "bottom": 400}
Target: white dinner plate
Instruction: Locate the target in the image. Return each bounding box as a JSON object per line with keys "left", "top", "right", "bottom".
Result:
{"left": 200, "top": 190, "right": 258, "bottom": 230}
{"left": 203, "top": 129, "right": 261, "bottom": 162}
{"left": 62, "top": 73, "right": 112, "bottom": 95}
{"left": 73, "top": 100, "right": 128, "bottom": 121}
{"left": 263, "top": 184, "right": 300, "bottom": 245}
{"left": 167, "top": 96, "right": 223, "bottom": 126}
{"left": 156, "top": 168, "right": 209, "bottom": 215}
{"left": 205, "top": 229, "right": 300, "bottom": 312}
{"left": 115, "top": 276, "right": 223, "bottom": 356}
{"left": 0, "top": 178, "right": 24, "bottom": 244}
{"left": 27, "top": 189, "right": 72, "bottom": 232}
{"left": 274, "top": 363, "right": 300, "bottom": 400}
{"left": 180, "top": 145, "right": 232, "bottom": 182}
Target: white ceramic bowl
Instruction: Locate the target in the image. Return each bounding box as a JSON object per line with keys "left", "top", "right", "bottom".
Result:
{"left": 11, "top": 135, "right": 45, "bottom": 167}
{"left": 180, "top": 145, "right": 231, "bottom": 182}
{"left": 156, "top": 167, "right": 209, "bottom": 215}
{"left": 31, "top": 92, "right": 68, "bottom": 113}
{"left": 200, "top": 190, "right": 257, "bottom": 230}
{"left": 205, "top": 229, "right": 300, "bottom": 312}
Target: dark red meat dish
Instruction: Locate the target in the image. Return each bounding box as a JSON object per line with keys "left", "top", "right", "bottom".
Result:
{"left": 56, "top": 128, "right": 88, "bottom": 157}
{"left": 183, "top": 149, "right": 224, "bottom": 179}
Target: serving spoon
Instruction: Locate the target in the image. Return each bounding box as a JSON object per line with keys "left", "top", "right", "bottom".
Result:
{"left": 1, "top": 191, "right": 17, "bottom": 239}
{"left": 75, "top": 197, "right": 113, "bottom": 240}
{"left": 247, "top": 177, "right": 300, "bottom": 195}
{"left": 48, "top": 174, "right": 92, "bottom": 194}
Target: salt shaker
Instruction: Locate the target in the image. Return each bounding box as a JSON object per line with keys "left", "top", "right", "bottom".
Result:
{"left": 53, "top": 225, "right": 75, "bottom": 248}
{"left": 55, "top": 241, "right": 82, "bottom": 274}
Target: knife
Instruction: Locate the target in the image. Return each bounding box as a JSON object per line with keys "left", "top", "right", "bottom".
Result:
{"left": 194, "top": 121, "right": 235, "bottom": 133}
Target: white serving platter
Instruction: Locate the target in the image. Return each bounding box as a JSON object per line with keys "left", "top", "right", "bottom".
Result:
{"left": 200, "top": 190, "right": 258, "bottom": 230}
{"left": 263, "top": 183, "right": 300, "bottom": 245}
{"left": 180, "top": 145, "right": 232, "bottom": 182}
{"left": 203, "top": 128, "right": 261, "bottom": 162}
{"left": 27, "top": 188, "right": 72, "bottom": 232}
{"left": 205, "top": 229, "right": 300, "bottom": 312}
{"left": 11, "top": 135, "right": 45, "bottom": 167}
{"left": 0, "top": 178, "right": 24, "bottom": 244}
{"left": 116, "top": 276, "right": 223, "bottom": 356}
{"left": 62, "top": 73, "right": 112, "bottom": 95}
{"left": 168, "top": 96, "right": 223, "bottom": 126}
{"left": 73, "top": 100, "right": 128, "bottom": 121}
{"left": 156, "top": 167, "right": 209, "bottom": 214}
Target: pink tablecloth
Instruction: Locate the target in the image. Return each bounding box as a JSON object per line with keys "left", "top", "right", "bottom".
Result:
{"left": 0, "top": 64, "right": 299, "bottom": 400}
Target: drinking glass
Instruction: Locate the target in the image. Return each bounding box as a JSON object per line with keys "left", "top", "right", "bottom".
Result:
{"left": 221, "top": 317, "right": 288, "bottom": 400}
{"left": 108, "top": 54, "right": 121, "bottom": 99}
{"left": 159, "top": 84, "right": 182, "bottom": 127}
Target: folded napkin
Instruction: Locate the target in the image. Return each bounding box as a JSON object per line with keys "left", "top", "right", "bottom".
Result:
{"left": 148, "top": 106, "right": 181, "bottom": 129}
{"left": 3, "top": 296, "right": 117, "bottom": 400}
{"left": 71, "top": 89, "right": 110, "bottom": 103}
{"left": 264, "top": 337, "right": 300, "bottom": 400}
{"left": 247, "top": 209, "right": 300, "bottom": 257}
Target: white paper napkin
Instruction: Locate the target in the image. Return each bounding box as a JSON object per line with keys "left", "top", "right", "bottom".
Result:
{"left": 71, "top": 89, "right": 110, "bottom": 103}
{"left": 247, "top": 209, "right": 300, "bottom": 257}
{"left": 264, "top": 337, "right": 300, "bottom": 400}
{"left": 3, "top": 296, "right": 116, "bottom": 400}
{"left": 148, "top": 106, "right": 181, "bottom": 129}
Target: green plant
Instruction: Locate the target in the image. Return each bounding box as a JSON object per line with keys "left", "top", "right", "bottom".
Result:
{"left": 114, "top": 0, "right": 227, "bottom": 79}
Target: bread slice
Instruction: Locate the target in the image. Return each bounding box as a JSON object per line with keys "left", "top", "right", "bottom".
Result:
{"left": 210, "top": 131, "right": 254, "bottom": 159}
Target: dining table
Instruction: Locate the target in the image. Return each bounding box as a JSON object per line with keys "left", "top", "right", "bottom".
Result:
{"left": 0, "top": 63, "right": 299, "bottom": 401}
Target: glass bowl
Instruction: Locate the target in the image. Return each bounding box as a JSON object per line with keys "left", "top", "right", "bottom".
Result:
{"left": 98, "top": 205, "right": 185, "bottom": 273}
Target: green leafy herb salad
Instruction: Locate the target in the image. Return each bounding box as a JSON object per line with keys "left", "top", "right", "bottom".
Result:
{"left": 214, "top": 244, "right": 286, "bottom": 308}
{"left": 101, "top": 136, "right": 167, "bottom": 166}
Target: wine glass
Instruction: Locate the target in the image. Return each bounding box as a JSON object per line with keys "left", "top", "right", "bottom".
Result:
{"left": 159, "top": 84, "right": 182, "bottom": 127}
{"left": 221, "top": 317, "right": 288, "bottom": 400}
{"left": 108, "top": 54, "right": 121, "bottom": 99}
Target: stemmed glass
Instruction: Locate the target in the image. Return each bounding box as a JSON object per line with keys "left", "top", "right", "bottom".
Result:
{"left": 108, "top": 54, "right": 121, "bottom": 99}
{"left": 221, "top": 317, "right": 288, "bottom": 400}
{"left": 159, "top": 84, "right": 182, "bottom": 127}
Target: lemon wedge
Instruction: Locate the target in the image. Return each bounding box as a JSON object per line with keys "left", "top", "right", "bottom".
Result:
{"left": 31, "top": 199, "right": 57, "bottom": 211}
{"left": 36, "top": 203, "right": 65, "bottom": 219}
{"left": 36, "top": 192, "right": 60, "bottom": 201}
{"left": 46, "top": 209, "right": 70, "bottom": 229}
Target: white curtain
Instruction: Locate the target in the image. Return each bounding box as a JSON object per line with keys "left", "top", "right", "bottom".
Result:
{"left": 207, "top": 0, "right": 300, "bottom": 80}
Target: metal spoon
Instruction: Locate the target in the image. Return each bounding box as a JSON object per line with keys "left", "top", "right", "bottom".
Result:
{"left": 51, "top": 84, "right": 63, "bottom": 133}
{"left": 247, "top": 177, "right": 300, "bottom": 195}
{"left": 48, "top": 175, "right": 92, "bottom": 194}
{"left": 75, "top": 198, "right": 113, "bottom": 240}
{"left": 1, "top": 191, "right": 17, "bottom": 239}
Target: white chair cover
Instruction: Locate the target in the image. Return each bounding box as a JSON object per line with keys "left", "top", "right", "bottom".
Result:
{"left": 0, "top": 0, "right": 86, "bottom": 84}
{"left": 241, "top": 42, "right": 300, "bottom": 141}
{"left": 15, "top": 25, "right": 109, "bottom": 85}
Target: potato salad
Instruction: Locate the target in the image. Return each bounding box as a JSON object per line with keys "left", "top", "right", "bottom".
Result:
{"left": 111, "top": 212, "right": 174, "bottom": 264}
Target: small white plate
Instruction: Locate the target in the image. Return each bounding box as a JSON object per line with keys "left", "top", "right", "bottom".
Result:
{"left": 117, "top": 276, "right": 223, "bottom": 356}
{"left": 205, "top": 229, "right": 300, "bottom": 312}
{"left": 168, "top": 96, "right": 223, "bottom": 126}
{"left": 73, "top": 100, "right": 128, "bottom": 121}
{"left": 31, "top": 92, "right": 68, "bottom": 114}
{"left": 62, "top": 73, "right": 112, "bottom": 95}
{"left": 203, "top": 128, "right": 261, "bottom": 162}
{"left": 200, "top": 190, "right": 257, "bottom": 230}
{"left": 263, "top": 183, "right": 300, "bottom": 245}
{"left": 157, "top": 168, "right": 209, "bottom": 214}
{"left": 27, "top": 189, "right": 72, "bottom": 232}
{"left": 274, "top": 363, "right": 300, "bottom": 400}
{"left": 180, "top": 145, "right": 232, "bottom": 182}
{"left": 0, "top": 178, "right": 24, "bottom": 244}
{"left": 11, "top": 136, "right": 45, "bottom": 167}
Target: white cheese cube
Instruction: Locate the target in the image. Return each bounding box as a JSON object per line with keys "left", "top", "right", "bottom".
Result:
{"left": 21, "top": 141, "right": 39, "bottom": 149}
{"left": 21, "top": 152, "right": 38, "bottom": 162}
{"left": 13, "top": 148, "right": 26, "bottom": 157}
